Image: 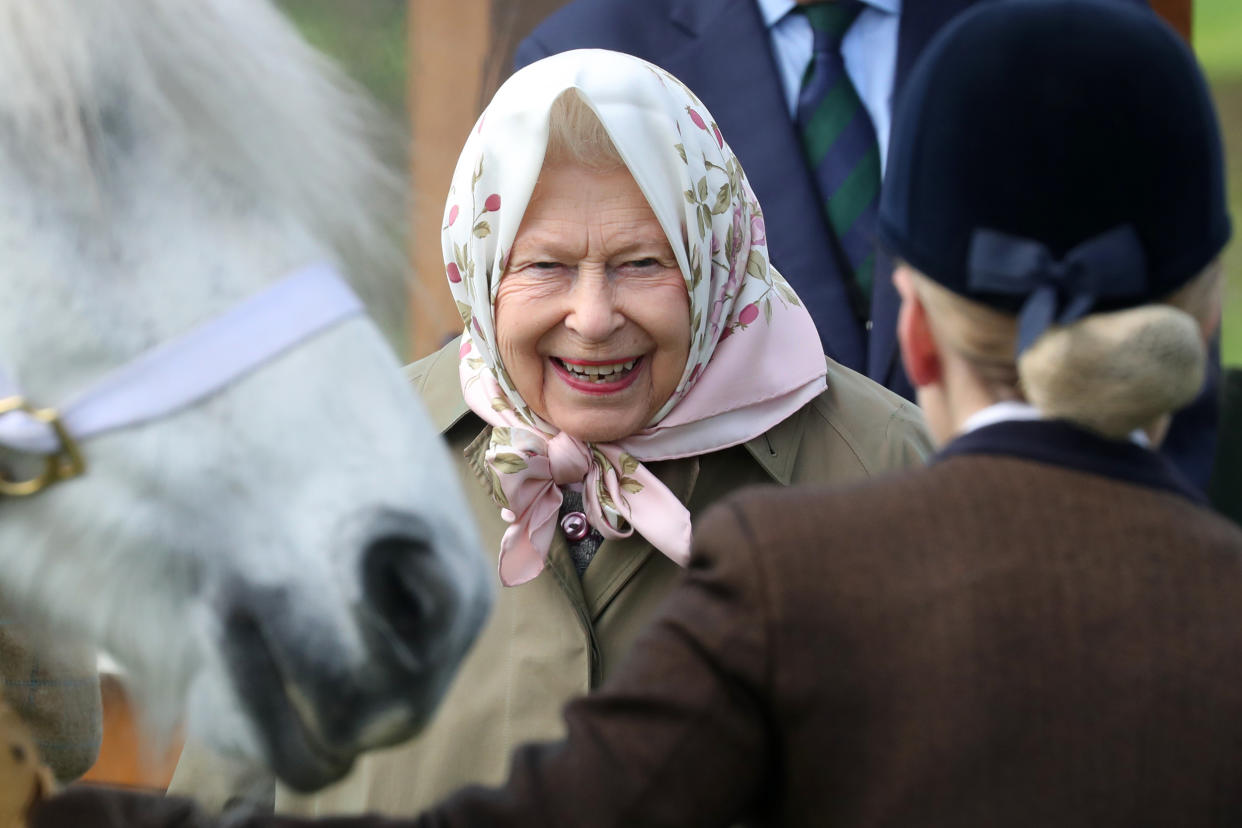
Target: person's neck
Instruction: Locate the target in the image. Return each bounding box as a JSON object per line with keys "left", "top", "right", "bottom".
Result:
{"left": 942, "top": 367, "right": 1003, "bottom": 437}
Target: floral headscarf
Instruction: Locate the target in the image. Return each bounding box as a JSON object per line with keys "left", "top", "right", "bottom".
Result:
{"left": 443, "top": 50, "right": 827, "bottom": 586}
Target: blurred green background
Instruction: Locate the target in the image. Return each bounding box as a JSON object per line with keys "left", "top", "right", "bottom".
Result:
{"left": 276, "top": 0, "right": 408, "bottom": 116}
{"left": 279, "top": 0, "right": 1242, "bottom": 365}
{"left": 1196, "top": 0, "right": 1242, "bottom": 366}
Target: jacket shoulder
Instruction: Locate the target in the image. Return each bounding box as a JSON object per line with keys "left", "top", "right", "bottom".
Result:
{"left": 792, "top": 358, "right": 933, "bottom": 482}
{"left": 721, "top": 453, "right": 1242, "bottom": 593}
{"left": 516, "top": 0, "right": 685, "bottom": 67}
{"left": 405, "top": 336, "right": 471, "bottom": 434}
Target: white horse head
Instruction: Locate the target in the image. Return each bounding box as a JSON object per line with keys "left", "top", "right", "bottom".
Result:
{"left": 0, "top": 0, "right": 490, "bottom": 791}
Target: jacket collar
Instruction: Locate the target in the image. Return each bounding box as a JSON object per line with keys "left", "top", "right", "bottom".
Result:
{"left": 936, "top": 419, "right": 1206, "bottom": 506}
{"left": 742, "top": 404, "right": 804, "bottom": 485}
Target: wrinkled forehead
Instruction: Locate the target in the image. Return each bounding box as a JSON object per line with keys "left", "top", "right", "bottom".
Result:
{"left": 476, "top": 50, "right": 697, "bottom": 253}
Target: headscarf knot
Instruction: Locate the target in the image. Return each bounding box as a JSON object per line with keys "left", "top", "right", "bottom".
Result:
{"left": 547, "top": 432, "right": 591, "bottom": 486}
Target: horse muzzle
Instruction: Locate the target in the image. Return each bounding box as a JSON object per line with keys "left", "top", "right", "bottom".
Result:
{"left": 216, "top": 514, "right": 491, "bottom": 791}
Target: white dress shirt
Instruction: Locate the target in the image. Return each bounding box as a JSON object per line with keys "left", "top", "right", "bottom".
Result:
{"left": 755, "top": 0, "right": 900, "bottom": 173}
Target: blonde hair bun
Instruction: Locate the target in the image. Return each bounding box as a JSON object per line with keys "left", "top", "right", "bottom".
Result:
{"left": 1018, "top": 305, "right": 1206, "bottom": 438}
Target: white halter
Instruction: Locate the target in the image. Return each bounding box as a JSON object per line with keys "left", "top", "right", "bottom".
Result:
{"left": 0, "top": 261, "right": 363, "bottom": 495}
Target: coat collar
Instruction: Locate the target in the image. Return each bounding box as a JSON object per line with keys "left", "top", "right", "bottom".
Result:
{"left": 406, "top": 338, "right": 471, "bottom": 433}
{"left": 935, "top": 419, "right": 1207, "bottom": 507}
{"left": 742, "top": 404, "right": 804, "bottom": 485}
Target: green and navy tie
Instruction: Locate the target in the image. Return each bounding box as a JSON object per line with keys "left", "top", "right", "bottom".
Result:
{"left": 796, "top": 1, "right": 881, "bottom": 320}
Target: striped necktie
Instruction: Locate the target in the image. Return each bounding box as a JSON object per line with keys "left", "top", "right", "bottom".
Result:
{"left": 796, "top": 1, "right": 881, "bottom": 320}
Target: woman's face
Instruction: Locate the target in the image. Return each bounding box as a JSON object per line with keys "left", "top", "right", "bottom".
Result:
{"left": 495, "top": 161, "right": 691, "bottom": 443}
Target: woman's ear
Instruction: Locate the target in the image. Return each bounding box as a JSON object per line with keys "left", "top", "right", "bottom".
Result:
{"left": 894, "top": 266, "right": 942, "bottom": 389}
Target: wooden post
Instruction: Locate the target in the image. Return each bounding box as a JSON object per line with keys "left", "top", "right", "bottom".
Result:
{"left": 406, "top": 0, "right": 570, "bottom": 359}
{"left": 79, "top": 675, "right": 180, "bottom": 790}
{"left": 407, "top": 1, "right": 491, "bottom": 358}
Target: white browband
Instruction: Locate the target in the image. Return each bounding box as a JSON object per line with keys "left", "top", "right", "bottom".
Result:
{"left": 0, "top": 261, "right": 362, "bottom": 460}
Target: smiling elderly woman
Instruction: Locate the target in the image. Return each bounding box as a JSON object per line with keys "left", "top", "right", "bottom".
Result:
{"left": 264, "top": 49, "right": 932, "bottom": 816}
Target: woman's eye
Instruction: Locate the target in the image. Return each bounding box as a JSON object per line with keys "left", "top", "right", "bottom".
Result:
{"left": 532, "top": 261, "right": 563, "bottom": 271}
{"left": 625, "top": 258, "right": 660, "bottom": 269}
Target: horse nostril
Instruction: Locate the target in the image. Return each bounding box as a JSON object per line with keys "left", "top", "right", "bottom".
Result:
{"left": 361, "top": 535, "right": 441, "bottom": 672}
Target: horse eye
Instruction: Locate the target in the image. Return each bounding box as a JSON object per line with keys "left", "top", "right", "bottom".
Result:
{"left": 10, "top": 743, "right": 25, "bottom": 763}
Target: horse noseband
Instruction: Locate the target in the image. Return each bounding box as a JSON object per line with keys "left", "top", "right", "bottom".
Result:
{"left": 0, "top": 262, "right": 362, "bottom": 498}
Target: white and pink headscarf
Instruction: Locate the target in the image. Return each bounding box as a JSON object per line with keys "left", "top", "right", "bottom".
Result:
{"left": 443, "top": 50, "right": 827, "bottom": 586}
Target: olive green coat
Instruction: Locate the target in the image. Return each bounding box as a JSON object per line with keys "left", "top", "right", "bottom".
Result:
{"left": 170, "top": 338, "right": 932, "bottom": 815}
{"left": 0, "top": 622, "right": 100, "bottom": 783}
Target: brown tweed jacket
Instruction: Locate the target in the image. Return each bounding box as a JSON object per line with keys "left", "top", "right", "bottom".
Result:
{"left": 31, "top": 421, "right": 1242, "bottom": 827}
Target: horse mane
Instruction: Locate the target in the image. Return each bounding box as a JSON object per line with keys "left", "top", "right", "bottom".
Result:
{"left": 0, "top": 0, "right": 408, "bottom": 343}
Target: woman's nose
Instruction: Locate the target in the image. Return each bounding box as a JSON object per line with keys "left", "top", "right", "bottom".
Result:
{"left": 564, "top": 271, "right": 623, "bottom": 342}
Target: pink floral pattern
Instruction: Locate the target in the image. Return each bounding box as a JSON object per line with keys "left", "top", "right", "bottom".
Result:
{"left": 441, "top": 50, "right": 827, "bottom": 586}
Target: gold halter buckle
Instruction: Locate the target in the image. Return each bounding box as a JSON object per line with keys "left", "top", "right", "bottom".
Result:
{"left": 0, "top": 397, "right": 86, "bottom": 496}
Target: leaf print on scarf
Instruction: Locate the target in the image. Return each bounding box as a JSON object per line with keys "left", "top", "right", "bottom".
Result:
{"left": 618, "top": 452, "right": 644, "bottom": 495}
{"left": 490, "top": 452, "right": 528, "bottom": 474}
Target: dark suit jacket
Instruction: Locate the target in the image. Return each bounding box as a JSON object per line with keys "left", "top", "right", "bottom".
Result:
{"left": 513, "top": 0, "right": 1222, "bottom": 492}
{"left": 35, "top": 421, "right": 1242, "bottom": 827}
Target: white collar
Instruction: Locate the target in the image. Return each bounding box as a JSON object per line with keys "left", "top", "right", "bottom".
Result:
{"left": 958, "top": 400, "right": 1152, "bottom": 449}
{"left": 958, "top": 400, "right": 1043, "bottom": 435}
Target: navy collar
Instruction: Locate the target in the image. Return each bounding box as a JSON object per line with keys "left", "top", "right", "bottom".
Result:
{"left": 935, "top": 419, "right": 1207, "bottom": 506}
